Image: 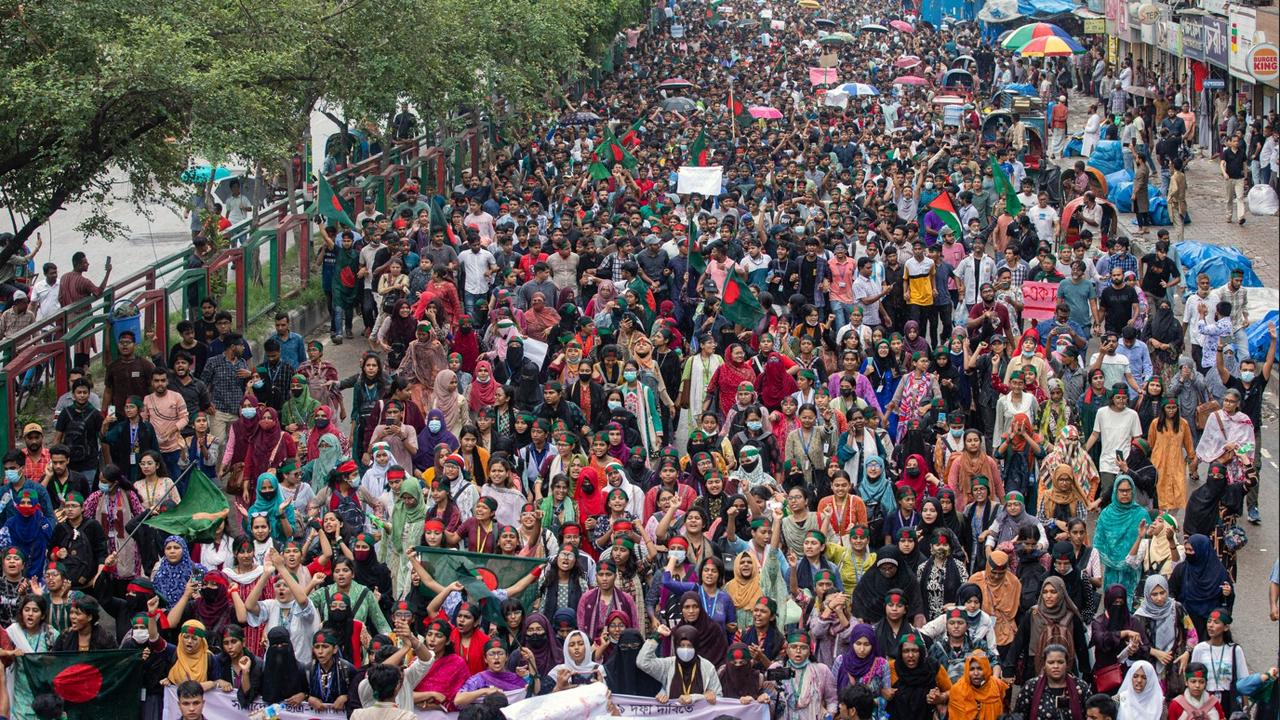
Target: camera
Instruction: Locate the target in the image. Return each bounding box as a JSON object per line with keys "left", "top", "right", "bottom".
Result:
{"left": 765, "top": 667, "right": 795, "bottom": 681}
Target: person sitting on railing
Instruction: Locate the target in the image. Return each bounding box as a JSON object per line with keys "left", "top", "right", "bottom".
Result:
{"left": 0, "top": 291, "right": 35, "bottom": 340}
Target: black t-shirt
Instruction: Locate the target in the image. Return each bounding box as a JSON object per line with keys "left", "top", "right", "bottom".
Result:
{"left": 1222, "top": 147, "right": 1247, "bottom": 179}
{"left": 1099, "top": 284, "right": 1139, "bottom": 331}
{"left": 1139, "top": 253, "right": 1179, "bottom": 297}
{"left": 1225, "top": 376, "right": 1265, "bottom": 425}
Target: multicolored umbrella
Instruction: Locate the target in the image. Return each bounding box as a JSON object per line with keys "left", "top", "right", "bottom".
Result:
{"left": 748, "top": 105, "right": 785, "bottom": 119}
{"left": 893, "top": 55, "right": 921, "bottom": 68}
{"left": 890, "top": 19, "right": 915, "bottom": 33}
{"left": 999, "top": 22, "right": 1074, "bottom": 50}
{"left": 1017, "top": 34, "right": 1085, "bottom": 56}
{"left": 893, "top": 75, "right": 929, "bottom": 85}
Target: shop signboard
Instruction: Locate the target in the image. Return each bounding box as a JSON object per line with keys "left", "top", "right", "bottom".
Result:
{"left": 1182, "top": 17, "right": 1204, "bottom": 61}
{"left": 1203, "top": 15, "right": 1230, "bottom": 69}
{"left": 1084, "top": 17, "right": 1106, "bottom": 33}
{"left": 1229, "top": 6, "right": 1258, "bottom": 81}
{"left": 1141, "top": 21, "right": 1156, "bottom": 45}
{"left": 1201, "top": 0, "right": 1227, "bottom": 16}
{"left": 1247, "top": 43, "right": 1280, "bottom": 87}
{"left": 1159, "top": 21, "right": 1183, "bottom": 57}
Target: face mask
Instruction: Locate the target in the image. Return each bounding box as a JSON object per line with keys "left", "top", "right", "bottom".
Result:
{"left": 328, "top": 608, "right": 352, "bottom": 624}
{"left": 3, "top": 470, "right": 18, "bottom": 484}
{"left": 98, "top": 482, "right": 112, "bottom": 493}
{"left": 525, "top": 633, "right": 547, "bottom": 649}
{"left": 747, "top": 420, "right": 763, "bottom": 432}
{"left": 906, "top": 466, "right": 921, "bottom": 478}
{"left": 131, "top": 628, "right": 150, "bottom": 644}
{"left": 950, "top": 428, "right": 963, "bottom": 438}
{"left": 354, "top": 548, "right": 372, "bottom": 562}
{"left": 676, "top": 647, "right": 697, "bottom": 662}
{"left": 252, "top": 381, "right": 265, "bottom": 390}
{"left": 1241, "top": 370, "right": 1256, "bottom": 383}
{"left": 291, "top": 388, "right": 304, "bottom": 397}
{"left": 669, "top": 549, "right": 686, "bottom": 564}
{"left": 1022, "top": 349, "right": 1034, "bottom": 358}
{"left": 623, "top": 370, "right": 638, "bottom": 382}
{"left": 579, "top": 373, "right": 592, "bottom": 382}
{"left": 314, "top": 418, "right": 330, "bottom": 429}
{"left": 17, "top": 505, "right": 36, "bottom": 517}
{"left": 428, "top": 419, "right": 442, "bottom": 433}
{"left": 925, "top": 181, "right": 935, "bottom": 190}
{"left": 200, "top": 587, "right": 221, "bottom": 602}
{"left": 240, "top": 407, "right": 257, "bottom": 420}
{"left": 607, "top": 400, "right": 623, "bottom": 411}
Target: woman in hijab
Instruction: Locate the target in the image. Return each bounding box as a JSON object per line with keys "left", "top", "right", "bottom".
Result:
{"left": 986, "top": 491, "right": 1045, "bottom": 551}
{"left": 1133, "top": 575, "right": 1196, "bottom": 695}
{"left": 1005, "top": 576, "right": 1089, "bottom": 682}
{"left": 521, "top": 292, "right": 561, "bottom": 343}
{"left": 414, "top": 618, "right": 471, "bottom": 711}
{"left": 1038, "top": 425, "right": 1100, "bottom": 505}
{"left": 400, "top": 322, "right": 447, "bottom": 414}
{"left": 637, "top": 624, "right": 722, "bottom": 704}
{"left": 671, "top": 589, "right": 728, "bottom": 666}
{"left": 947, "top": 651, "right": 1009, "bottom": 720}
{"left": 1094, "top": 475, "right": 1150, "bottom": 598}
{"left": 259, "top": 626, "right": 307, "bottom": 704}
{"left": 242, "top": 408, "right": 294, "bottom": 503}
{"left": 413, "top": 409, "right": 459, "bottom": 472}
{"left": 431, "top": 369, "right": 469, "bottom": 437}
{"left": 858, "top": 456, "right": 896, "bottom": 541}
{"left": 467, "top": 360, "right": 499, "bottom": 415}
{"left": 1038, "top": 378, "right": 1072, "bottom": 440}
{"left": 282, "top": 373, "right": 321, "bottom": 431}
{"left": 901, "top": 321, "right": 930, "bottom": 357}
{"left": 348, "top": 533, "right": 392, "bottom": 615}
{"left": 547, "top": 629, "right": 605, "bottom": 688}
{"left": 304, "top": 433, "right": 343, "bottom": 492}
{"left": 832, "top": 622, "right": 892, "bottom": 699}
{"left": 167, "top": 620, "right": 218, "bottom": 687}
{"left": 719, "top": 641, "right": 767, "bottom": 704}
{"left": 863, "top": 340, "right": 900, "bottom": 428}
{"left": 1048, "top": 542, "right": 1091, "bottom": 618}
{"left": 947, "top": 430, "right": 1004, "bottom": 507}
{"left": 1134, "top": 377, "right": 1167, "bottom": 436}
{"left": 386, "top": 477, "right": 426, "bottom": 599}
{"left": 604, "top": 628, "right": 661, "bottom": 696}
{"left": 722, "top": 550, "right": 765, "bottom": 630}
{"left": 1116, "top": 660, "right": 1164, "bottom": 720}
{"left": 1038, "top": 464, "right": 1092, "bottom": 541}
{"left": 245, "top": 473, "right": 295, "bottom": 543}
{"left": 1170, "top": 533, "right": 1233, "bottom": 639}
{"left": 708, "top": 344, "right": 757, "bottom": 419}
{"left": 1090, "top": 583, "right": 1148, "bottom": 674}
{"left": 887, "top": 631, "right": 948, "bottom": 719}
{"left": 149, "top": 535, "right": 194, "bottom": 608}
{"left": 1143, "top": 296, "right": 1183, "bottom": 381}
{"left": 520, "top": 613, "right": 561, "bottom": 678}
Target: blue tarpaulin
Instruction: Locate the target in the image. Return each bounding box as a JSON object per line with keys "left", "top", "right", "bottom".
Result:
{"left": 1174, "top": 241, "right": 1263, "bottom": 289}
{"left": 1017, "top": 0, "right": 1077, "bottom": 16}
{"left": 1247, "top": 311, "right": 1278, "bottom": 362}
{"left": 1064, "top": 135, "right": 1083, "bottom": 157}
{"left": 1088, "top": 140, "right": 1124, "bottom": 176}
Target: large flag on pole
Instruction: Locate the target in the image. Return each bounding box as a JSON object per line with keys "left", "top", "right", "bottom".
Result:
{"left": 595, "top": 128, "right": 637, "bottom": 170}
{"left": 926, "top": 192, "right": 965, "bottom": 239}
{"left": 989, "top": 156, "right": 1023, "bottom": 216}
{"left": 144, "top": 467, "right": 229, "bottom": 543}
{"left": 417, "top": 547, "right": 543, "bottom": 626}
{"left": 15, "top": 650, "right": 144, "bottom": 720}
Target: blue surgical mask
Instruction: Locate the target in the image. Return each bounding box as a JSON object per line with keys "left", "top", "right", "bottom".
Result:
{"left": 252, "top": 381, "right": 265, "bottom": 390}
{"left": 1241, "top": 370, "right": 1256, "bottom": 383}
{"left": 623, "top": 370, "right": 638, "bottom": 382}
{"left": 3, "top": 470, "right": 18, "bottom": 484}
{"left": 747, "top": 420, "right": 763, "bottom": 432}
{"left": 240, "top": 407, "right": 257, "bottom": 420}
{"left": 98, "top": 482, "right": 111, "bottom": 493}
{"left": 428, "top": 419, "right": 442, "bottom": 433}
{"left": 607, "top": 400, "right": 623, "bottom": 411}
{"left": 950, "top": 428, "right": 963, "bottom": 438}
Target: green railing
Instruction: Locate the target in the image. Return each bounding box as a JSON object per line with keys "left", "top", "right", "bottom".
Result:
{"left": 0, "top": 129, "right": 482, "bottom": 450}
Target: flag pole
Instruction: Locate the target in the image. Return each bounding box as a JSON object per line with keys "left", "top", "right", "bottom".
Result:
{"left": 93, "top": 462, "right": 199, "bottom": 585}
{"left": 729, "top": 78, "right": 738, "bottom": 142}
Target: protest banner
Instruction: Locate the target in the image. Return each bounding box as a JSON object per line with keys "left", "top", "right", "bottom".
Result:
{"left": 677, "top": 165, "right": 724, "bottom": 196}
{"left": 1021, "top": 280, "right": 1059, "bottom": 320}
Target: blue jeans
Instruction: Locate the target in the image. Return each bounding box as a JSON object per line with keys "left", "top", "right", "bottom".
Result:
{"left": 161, "top": 450, "right": 184, "bottom": 490}
{"left": 829, "top": 300, "right": 852, "bottom": 331}
{"left": 464, "top": 290, "right": 489, "bottom": 318}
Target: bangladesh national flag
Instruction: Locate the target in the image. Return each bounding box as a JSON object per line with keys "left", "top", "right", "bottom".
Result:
{"left": 588, "top": 161, "right": 612, "bottom": 181}
{"left": 688, "top": 129, "right": 711, "bottom": 166}
{"left": 315, "top": 172, "right": 355, "bottom": 228}
{"left": 689, "top": 245, "right": 766, "bottom": 329}
{"left": 730, "top": 94, "right": 751, "bottom": 127}
{"left": 144, "top": 467, "right": 229, "bottom": 543}
{"left": 926, "top": 191, "right": 965, "bottom": 240}
{"left": 621, "top": 118, "right": 643, "bottom": 148}
{"left": 417, "top": 547, "right": 543, "bottom": 626}
{"left": 595, "top": 128, "right": 637, "bottom": 171}
{"left": 15, "top": 650, "right": 143, "bottom": 720}
{"left": 989, "top": 156, "right": 1023, "bottom": 216}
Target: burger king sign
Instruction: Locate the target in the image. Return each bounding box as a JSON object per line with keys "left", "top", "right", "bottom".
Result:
{"left": 1247, "top": 42, "right": 1279, "bottom": 86}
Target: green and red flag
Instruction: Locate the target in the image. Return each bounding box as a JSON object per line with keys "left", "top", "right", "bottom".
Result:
{"left": 417, "top": 547, "right": 543, "bottom": 626}
{"left": 706, "top": 0, "right": 726, "bottom": 25}
{"left": 621, "top": 118, "right": 644, "bottom": 148}
{"left": 688, "top": 129, "right": 711, "bottom": 166}
{"left": 143, "top": 466, "right": 229, "bottom": 543}
{"left": 729, "top": 94, "right": 751, "bottom": 127}
{"left": 15, "top": 650, "right": 143, "bottom": 720}
{"left": 688, "top": 244, "right": 766, "bottom": 329}
{"left": 989, "top": 156, "right": 1023, "bottom": 216}
{"left": 595, "top": 128, "right": 637, "bottom": 171}
{"left": 315, "top": 172, "right": 355, "bottom": 228}
{"left": 588, "top": 161, "right": 613, "bottom": 181}
{"left": 926, "top": 191, "right": 965, "bottom": 240}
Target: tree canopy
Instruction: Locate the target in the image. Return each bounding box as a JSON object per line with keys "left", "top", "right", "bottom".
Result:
{"left": 0, "top": 0, "right": 646, "bottom": 264}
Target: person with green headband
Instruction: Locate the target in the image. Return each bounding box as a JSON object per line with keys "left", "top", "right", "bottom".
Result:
{"left": 1084, "top": 381, "right": 1144, "bottom": 508}
{"left": 386, "top": 475, "right": 427, "bottom": 598}
{"left": 766, "top": 628, "right": 839, "bottom": 720}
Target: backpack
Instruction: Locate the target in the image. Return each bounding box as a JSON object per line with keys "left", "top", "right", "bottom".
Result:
{"left": 60, "top": 407, "right": 93, "bottom": 464}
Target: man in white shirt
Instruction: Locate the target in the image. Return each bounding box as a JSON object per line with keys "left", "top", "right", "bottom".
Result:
{"left": 458, "top": 229, "right": 497, "bottom": 317}
{"left": 1084, "top": 385, "right": 1144, "bottom": 507}
{"left": 954, "top": 242, "right": 996, "bottom": 310}
{"left": 1028, "top": 193, "right": 1060, "bottom": 244}
{"left": 222, "top": 180, "right": 254, "bottom": 226}
{"left": 30, "top": 262, "right": 61, "bottom": 322}
{"left": 1182, "top": 271, "right": 1214, "bottom": 366}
